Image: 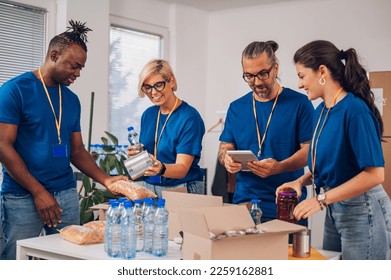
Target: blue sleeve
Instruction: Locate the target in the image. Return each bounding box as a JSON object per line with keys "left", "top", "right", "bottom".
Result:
{"left": 176, "top": 115, "right": 205, "bottom": 156}
{"left": 348, "top": 111, "right": 384, "bottom": 168}
{"left": 219, "top": 103, "right": 237, "bottom": 145}
{"left": 297, "top": 98, "right": 314, "bottom": 143}
{"left": 0, "top": 82, "right": 22, "bottom": 125}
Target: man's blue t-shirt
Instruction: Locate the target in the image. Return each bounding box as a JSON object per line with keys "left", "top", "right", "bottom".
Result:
{"left": 0, "top": 72, "right": 81, "bottom": 194}
{"left": 140, "top": 101, "right": 205, "bottom": 186}
{"left": 310, "top": 92, "right": 384, "bottom": 190}
{"left": 219, "top": 88, "right": 314, "bottom": 220}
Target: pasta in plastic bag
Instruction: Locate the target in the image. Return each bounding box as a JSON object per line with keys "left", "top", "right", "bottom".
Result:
{"left": 108, "top": 180, "right": 156, "bottom": 201}
{"left": 59, "top": 225, "right": 103, "bottom": 245}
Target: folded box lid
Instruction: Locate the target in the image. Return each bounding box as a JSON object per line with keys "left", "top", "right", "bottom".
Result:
{"left": 178, "top": 205, "right": 255, "bottom": 239}
{"left": 257, "top": 219, "right": 307, "bottom": 234}
{"left": 163, "top": 191, "right": 223, "bottom": 212}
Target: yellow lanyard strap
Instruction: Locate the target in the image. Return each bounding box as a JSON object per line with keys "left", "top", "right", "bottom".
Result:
{"left": 252, "top": 85, "right": 281, "bottom": 158}
{"left": 154, "top": 97, "right": 179, "bottom": 157}
{"left": 38, "top": 67, "right": 62, "bottom": 144}
{"left": 310, "top": 87, "right": 343, "bottom": 184}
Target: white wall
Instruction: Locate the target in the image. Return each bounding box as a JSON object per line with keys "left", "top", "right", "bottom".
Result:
{"left": 7, "top": 0, "right": 391, "bottom": 248}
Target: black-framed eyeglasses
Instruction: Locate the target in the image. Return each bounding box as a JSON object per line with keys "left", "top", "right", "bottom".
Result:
{"left": 242, "top": 64, "right": 275, "bottom": 83}
{"left": 141, "top": 80, "right": 169, "bottom": 94}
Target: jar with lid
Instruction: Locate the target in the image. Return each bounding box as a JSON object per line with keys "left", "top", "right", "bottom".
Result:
{"left": 277, "top": 191, "right": 298, "bottom": 223}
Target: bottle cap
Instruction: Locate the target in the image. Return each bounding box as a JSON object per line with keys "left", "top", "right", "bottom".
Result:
{"left": 134, "top": 199, "right": 143, "bottom": 204}
{"left": 123, "top": 200, "right": 133, "bottom": 208}
{"left": 127, "top": 126, "right": 134, "bottom": 131}
{"left": 278, "top": 191, "right": 297, "bottom": 198}
{"left": 157, "top": 198, "right": 166, "bottom": 207}
{"left": 250, "top": 199, "right": 259, "bottom": 204}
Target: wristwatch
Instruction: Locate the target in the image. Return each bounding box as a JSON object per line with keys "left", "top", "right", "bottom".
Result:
{"left": 158, "top": 163, "right": 166, "bottom": 176}
{"left": 316, "top": 193, "right": 327, "bottom": 210}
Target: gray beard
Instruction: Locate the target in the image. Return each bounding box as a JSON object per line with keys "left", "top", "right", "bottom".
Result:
{"left": 254, "top": 90, "right": 271, "bottom": 99}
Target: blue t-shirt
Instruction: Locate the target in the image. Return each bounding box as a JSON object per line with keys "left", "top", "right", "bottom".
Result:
{"left": 0, "top": 72, "right": 81, "bottom": 194}
{"left": 219, "top": 88, "right": 314, "bottom": 219}
{"left": 140, "top": 101, "right": 205, "bottom": 186}
{"left": 310, "top": 92, "right": 384, "bottom": 190}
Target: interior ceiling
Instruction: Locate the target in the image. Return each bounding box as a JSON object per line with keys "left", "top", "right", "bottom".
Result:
{"left": 156, "top": 0, "right": 304, "bottom": 12}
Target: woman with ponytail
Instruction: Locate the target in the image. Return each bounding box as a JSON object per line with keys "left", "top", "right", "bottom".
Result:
{"left": 276, "top": 40, "right": 391, "bottom": 259}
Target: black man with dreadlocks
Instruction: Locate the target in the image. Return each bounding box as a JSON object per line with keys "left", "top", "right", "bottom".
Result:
{"left": 0, "top": 20, "right": 128, "bottom": 259}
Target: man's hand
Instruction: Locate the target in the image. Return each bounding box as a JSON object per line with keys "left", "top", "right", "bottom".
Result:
{"left": 33, "top": 190, "right": 62, "bottom": 228}
{"left": 247, "top": 158, "right": 280, "bottom": 178}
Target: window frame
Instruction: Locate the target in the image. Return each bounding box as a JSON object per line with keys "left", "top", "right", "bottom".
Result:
{"left": 108, "top": 16, "right": 169, "bottom": 144}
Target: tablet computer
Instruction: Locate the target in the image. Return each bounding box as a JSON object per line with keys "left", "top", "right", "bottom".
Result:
{"left": 227, "top": 150, "right": 258, "bottom": 171}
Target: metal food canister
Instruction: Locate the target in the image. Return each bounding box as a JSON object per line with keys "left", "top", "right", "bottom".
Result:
{"left": 292, "top": 229, "right": 311, "bottom": 258}
{"left": 277, "top": 191, "right": 298, "bottom": 224}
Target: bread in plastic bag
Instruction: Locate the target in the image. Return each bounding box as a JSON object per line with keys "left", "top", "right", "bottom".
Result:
{"left": 59, "top": 225, "right": 103, "bottom": 245}
{"left": 108, "top": 180, "right": 156, "bottom": 201}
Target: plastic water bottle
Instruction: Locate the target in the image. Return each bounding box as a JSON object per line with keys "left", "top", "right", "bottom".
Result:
{"left": 117, "top": 197, "right": 127, "bottom": 216}
{"left": 249, "top": 199, "right": 262, "bottom": 225}
{"left": 133, "top": 199, "right": 144, "bottom": 252}
{"left": 105, "top": 200, "right": 121, "bottom": 257}
{"left": 142, "top": 198, "right": 155, "bottom": 254}
{"left": 127, "top": 126, "right": 143, "bottom": 151}
{"left": 104, "top": 199, "right": 117, "bottom": 253}
{"left": 120, "top": 200, "right": 137, "bottom": 259}
{"left": 152, "top": 198, "right": 169, "bottom": 257}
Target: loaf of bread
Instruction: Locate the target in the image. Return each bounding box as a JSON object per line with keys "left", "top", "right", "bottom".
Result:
{"left": 59, "top": 225, "right": 104, "bottom": 245}
{"left": 108, "top": 180, "right": 157, "bottom": 200}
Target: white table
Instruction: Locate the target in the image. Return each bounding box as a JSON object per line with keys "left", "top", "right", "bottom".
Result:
{"left": 16, "top": 233, "right": 340, "bottom": 260}
{"left": 16, "top": 234, "right": 182, "bottom": 260}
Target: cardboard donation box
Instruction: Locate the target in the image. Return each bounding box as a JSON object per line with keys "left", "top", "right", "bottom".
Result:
{"left": 178, "top": 205, "right": 306, "bottom": 260}
{"left": 162, "top": 191, "right": 223, "bottom": 240}
{"left": 88, "top": 203, "right": 109, "bottom": 221}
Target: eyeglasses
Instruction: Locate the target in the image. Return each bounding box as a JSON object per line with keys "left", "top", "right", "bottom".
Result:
{"left": 141, "top": 80, "right": 169, "bottom": 94}
{"left": 242, "top": 64, "right": 275, "bottom": 83}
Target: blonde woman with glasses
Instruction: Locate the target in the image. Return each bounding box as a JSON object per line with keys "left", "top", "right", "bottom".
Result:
{"left": 128, "top": 59, "right": 205, "bottom": 198}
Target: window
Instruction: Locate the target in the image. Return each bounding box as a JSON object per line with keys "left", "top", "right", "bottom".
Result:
{"left": 109, "top": 24, "right": 163, "bottom": 145}
{"left": 0, "top": 0, "right": 46, "bottom": 85}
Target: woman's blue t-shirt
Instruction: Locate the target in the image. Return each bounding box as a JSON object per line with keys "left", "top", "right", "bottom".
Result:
{"left": 139, "top": 101, "right": 205, "bottom": 186}
{"left": 309, "top": 92, "right": 384, "bottom": 190}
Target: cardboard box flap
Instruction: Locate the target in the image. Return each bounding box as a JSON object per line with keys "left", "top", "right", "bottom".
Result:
{"left": 179, "top": 208, "right": 211, "bottom": 239}
{"left": 179, "top": 205, "right": 255, "bottom": 237}
{"left": 88, "top": 203, "right": 109, "bottom": 212}
{"left": 163, "top": 191, "right": 223, "bottom": 212}
{"left": 257, "top": 219, "right": 306, "bottom": 234}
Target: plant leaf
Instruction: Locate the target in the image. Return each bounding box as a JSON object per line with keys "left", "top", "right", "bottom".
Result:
{"left": 101, "top": 136, "right": 108, "bottom": 145}
{"left": 105, "top": 131, "right": 119, "bottom": 146}
{"left": 82, "top": 174, "right": 92, "bottom": 193}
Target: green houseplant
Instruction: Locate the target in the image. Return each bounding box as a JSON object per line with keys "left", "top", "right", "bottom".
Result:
{"left": 78, "top": 131, "right": 129, "bottom": 224}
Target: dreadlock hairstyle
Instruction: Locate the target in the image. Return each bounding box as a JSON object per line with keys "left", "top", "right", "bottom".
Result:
{"left": 294, "top": 40, "right": 383, "bottom": 136}
{"left": 47, "top": 20, "right": 92, "bottom": 55}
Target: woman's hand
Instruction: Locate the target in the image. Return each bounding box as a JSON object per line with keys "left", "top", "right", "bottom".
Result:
{"left": 127, "top": 144, "right": 143, "bottom": 157}
{"left": 143, "top": 154, "right": 164, "bottom": 177}
{"left": 293, "top": 198, "right": 323, "bottom": 221}
{"left": 275, "top": 179, "right": 303, "bottom": 202}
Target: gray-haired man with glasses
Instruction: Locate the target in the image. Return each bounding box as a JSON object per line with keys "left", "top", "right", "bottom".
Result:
{"left": 218, "top": 40, "right": 314, "bottom": 224}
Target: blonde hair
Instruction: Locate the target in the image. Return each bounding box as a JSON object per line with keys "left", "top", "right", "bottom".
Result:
{"left": 138, "top": 59, "right": 177, "bottom": 97}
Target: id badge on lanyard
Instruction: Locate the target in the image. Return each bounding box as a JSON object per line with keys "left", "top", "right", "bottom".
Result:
{"left": 53, "top": 143, "right": 68, "bottom": 157}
